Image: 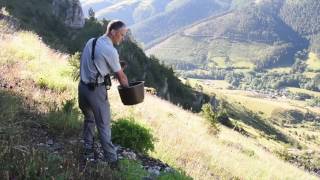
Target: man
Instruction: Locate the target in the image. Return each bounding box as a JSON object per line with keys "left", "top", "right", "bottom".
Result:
{"left": 78, "top": 20, "right": 129, "bottom": 167}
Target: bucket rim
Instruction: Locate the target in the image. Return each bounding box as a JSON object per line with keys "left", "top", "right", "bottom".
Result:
{"left": 118, "top": 81, "right": 144, "bottom": 90}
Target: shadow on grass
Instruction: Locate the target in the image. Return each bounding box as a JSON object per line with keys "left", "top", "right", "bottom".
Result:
{"left": 0, "top": 89, "right": 92, "bottom": 179}
{"left": 0, "top": 90, "right": 193, "bottom": 179}
{"left": 224, "top": 100, "right": 295, "bottom": 144}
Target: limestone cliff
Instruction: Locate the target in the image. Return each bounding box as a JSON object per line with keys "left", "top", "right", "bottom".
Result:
{"left": 52, "top": 0, "right": 84, "bottom": 29}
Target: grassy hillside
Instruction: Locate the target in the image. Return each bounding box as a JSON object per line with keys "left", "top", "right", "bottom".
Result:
{"left": 80, "top": 0, "right": 258, "bottom": 48}
{"left": 109, "top": 85, "right": 320, "bottom": 179}
{"left": 95, "top": 0, "right": 140, "bottom": 25}
{"left": 1, "top": 14, "right": 319, "bottom": 179}
{"left": 147, "top": 33, "right": 293, "bottom": 70}
{"left": 147, "top": 0, "right": 312, "bottom": 71}
{"left": 131, "top": 0, "right": 229, "bottom": 46}
{"left": 185, "top": 78, "right": 320, "bottom": 177}
{"left": 0, "top": 20, "right": 191, "bottom": 179}
{"left": 92, "top": 0, "right": 172, "bottom": 26}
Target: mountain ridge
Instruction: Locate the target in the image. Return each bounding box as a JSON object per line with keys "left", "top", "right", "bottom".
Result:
{"left": 147, "top": 0, "right": 317, "bottom": 70}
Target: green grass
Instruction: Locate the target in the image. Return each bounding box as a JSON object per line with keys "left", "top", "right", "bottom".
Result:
{"left": 0, "top": 31, "right": 76, "bottom": 93}
{"left": 44, "top": 99, "right": 82, "bottom": 137}
{"left": 117, "top": 159, "right": 149, "bottom": 180}
{"left": 158, "top": 170, "right": 193, "bottom": 180}
{"left": 108, "top": 85, "right": 320, "bottom": 179}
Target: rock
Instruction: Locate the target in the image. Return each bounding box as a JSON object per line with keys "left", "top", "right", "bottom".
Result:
{"left": 47, "top": 139, "right": 53, "bottom": 146}
{"left": 122, "top": 150, "right": 137, "bottom": 160}
{"left": 52, "top": 0, "right": 84, "bottom": 29}
{"left": 164, "top": 167, "right": 173, "bottom": 173}
{"left": 147, "top": 167, "right": 160, "bottom": 176}
{"left": 38, "top": 143, "right": 45, "bottom": 147}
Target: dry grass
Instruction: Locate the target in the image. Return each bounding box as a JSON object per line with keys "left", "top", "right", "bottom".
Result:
{"left": 107, "top": 84, "right": 318, "bottom": 180}
{"left": 306, "top": 52, "right": 320, "bottom": 71}
{"left": 0, "top": 30, "right": 77, "bottom": 95}
{"left": 286, "top": 87, "right": 320, "bottom": 98}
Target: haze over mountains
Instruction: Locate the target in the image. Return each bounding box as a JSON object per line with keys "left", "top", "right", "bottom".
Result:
{"left": 81, "top": 0, "right": 320, "bottom": 71}
{"left": 80, "top": 0, "right": 233, "bottom": 45}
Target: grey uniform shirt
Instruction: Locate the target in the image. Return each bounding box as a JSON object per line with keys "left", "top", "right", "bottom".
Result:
{"left": 80, "top": 35, "right": 121, "bottom": 84}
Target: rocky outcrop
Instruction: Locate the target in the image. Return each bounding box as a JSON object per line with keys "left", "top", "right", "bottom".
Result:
{"left": 52, "top": 0, "right": 84, "bottom": 29}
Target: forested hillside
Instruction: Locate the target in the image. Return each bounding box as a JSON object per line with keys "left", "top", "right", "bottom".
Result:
{"left": 280, "top": 0, "right": 320, "bottom": 56}
{"left": 147, "top": 0, "right": 318, "bottom": 70}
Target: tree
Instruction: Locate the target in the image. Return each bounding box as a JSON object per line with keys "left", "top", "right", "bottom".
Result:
{"left": 88, "top": 7, "right": 95, "bottom": 19}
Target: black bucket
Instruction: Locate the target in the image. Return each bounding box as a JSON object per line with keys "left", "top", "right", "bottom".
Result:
{"left": 118, "top": 81, "right": 144, "bottom": 105}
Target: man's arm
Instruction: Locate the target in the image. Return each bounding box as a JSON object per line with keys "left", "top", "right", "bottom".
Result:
{"left": 115, "top": 69, "right": 129, "bottom": 87}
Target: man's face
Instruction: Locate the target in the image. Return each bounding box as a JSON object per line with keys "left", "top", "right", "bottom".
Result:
{"left": 112, "top": 27, "right": 127, "bottom": 45}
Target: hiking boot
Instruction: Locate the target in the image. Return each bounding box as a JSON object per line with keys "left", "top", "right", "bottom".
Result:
{"left": 83, "top": 148, "right": 95, "bottom": 162}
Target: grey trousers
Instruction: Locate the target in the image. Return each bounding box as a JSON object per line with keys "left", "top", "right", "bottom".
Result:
{"left": 78, "top": 82, "right": 117, "bottom": 162}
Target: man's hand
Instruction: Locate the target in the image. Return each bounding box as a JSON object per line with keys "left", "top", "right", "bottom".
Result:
{"left": 115, "top": 69, "right": 129, "bottom": 87}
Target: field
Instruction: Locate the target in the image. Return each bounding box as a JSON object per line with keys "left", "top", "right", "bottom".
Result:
{"left": 147, "top": 32, "right": 293, "bottom": 71}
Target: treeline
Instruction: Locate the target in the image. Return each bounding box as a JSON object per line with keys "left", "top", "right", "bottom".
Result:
{"left": 231, "top": 72, "right": 320, "bottom": 92}
{"left": 182, "top": 67, "right": 320, "bottom": 93}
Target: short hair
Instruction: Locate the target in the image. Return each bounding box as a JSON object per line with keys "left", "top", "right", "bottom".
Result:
{"left": 106, "top": 20, "right": 126, "bottom": 34}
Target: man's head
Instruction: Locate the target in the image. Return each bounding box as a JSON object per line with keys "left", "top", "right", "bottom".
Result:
{"left": 106, "top": 20, "right": 127, "bottom": 45}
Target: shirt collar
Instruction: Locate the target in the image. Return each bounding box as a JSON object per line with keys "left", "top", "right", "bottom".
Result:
{"left": 102, "top": 34, "right": 113, "bottom": 45}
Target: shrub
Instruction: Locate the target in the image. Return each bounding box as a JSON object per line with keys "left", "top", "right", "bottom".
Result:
{"left": 201, "top": 103, "right": 217, "bottom": 127}
{"left": 112, "top": 118, "right": 155, "bottom": 154}
{"left": 45, "top": 99, "right": 81, "bottom": 136}
{"left": 216, "top": 109, "right": 232, "bottom": 127}
{"left": 68, "top": 52, "right": 81, "bottom": 81}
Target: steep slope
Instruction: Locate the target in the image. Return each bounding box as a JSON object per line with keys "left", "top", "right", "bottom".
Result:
{"left": 1, "top": 24, "right": 318, "bottom": 179}
{"left": 108, "top": 81, "right": 320, "bottom": 179}
{"left": 95, "top": 0, "right": 141, "bottom": 25}
{"left": 80, "top": 0, "right": 233, "bottom": 46}
{"left": 130, "top": 0, "right": 231, "bottom": 46}
{"left": 0, "top": 19, "right": 191, "bottom": 179}
{"left": 147, "top": 0, "right": 316, "bottom": 70}
{"left": 1, "top": 8, "right": 319, "bottom": 180}
{"left": 93, "top": 0, "right": 172, "bottom": 26}
{"left": 0, "top": 0, "right": 208, "bottom": 111}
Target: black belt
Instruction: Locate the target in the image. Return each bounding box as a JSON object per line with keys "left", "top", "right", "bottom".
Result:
{"left": 80, "top": 80, "right": 105, "bottom": 87}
